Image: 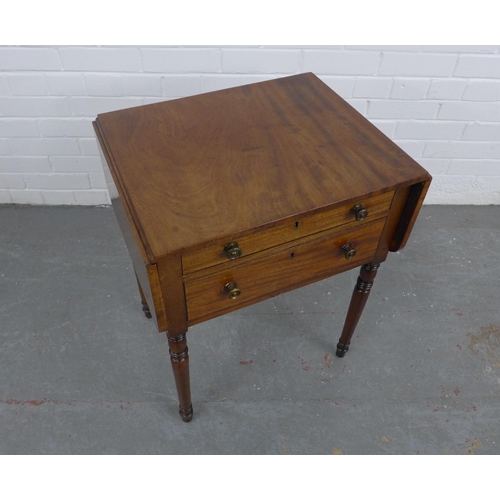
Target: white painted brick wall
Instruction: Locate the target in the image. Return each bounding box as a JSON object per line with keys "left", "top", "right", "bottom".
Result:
{"left": 1, "top": 47, "right": 61, "bottom": 70}
{"left": 395, "top": 121, "right": 466, "bottom": 140}
{"left": 222, "top": 48, "right": 301, "bottom": 73}
{"left": 462, "top": 81, "right": 500, "bottom": 101}
{"left": 427, "top": 79, "right": 467, "bottom": 100}
{"left": 59, "top": 47, "right": 142, "bottom": 72}
{"left": 353, "top": 78, "right": 392, "bottom": 98}
{"left": 45, "top": 74, "right": 87, "bottom": 95}
{"left": 25, "top": 173, "right": 91, "bottom": 189}
{"left": 303, "top": 50, "right": 380, "bottom": 75}
{"left": 367, "top": 101, "right": 440, "bottom": 119}
{"left": 455, "top": 55, "right": 500, "bottom": 78}
{"left": 390, "top": 78, "right": 430, "bottom": 100}
{"left": 7, "top": 74, "right": 48, "bottom": 95}
{"left": 142, "top": 48, "right": 221, "bottom": 73}
{"left": 0, "top": 75, "right": 9, "bottom": 94}
{"left": 379, "top": 53, "right": 457, "bottom": 77}
{"left": 1, "top": 45, "right": 500, "bottom": 205}
{"left": 0, "top": 97, "right": 72, "bottom": 116}
{"left": 0, "top": 140, "right": 12, "bottom": 155}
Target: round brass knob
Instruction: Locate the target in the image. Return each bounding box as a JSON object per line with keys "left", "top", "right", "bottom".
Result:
{"left": 224, "top": 242, "right": 242, "bottom": 260}
{"left": 224, "top": 281, "right": 241, "bottom": 300}
{"left": 341, "top": 243, "right": 357, "bottom": 259}
{"left": 351, "top": 203, "right": 369, "bottom": 221}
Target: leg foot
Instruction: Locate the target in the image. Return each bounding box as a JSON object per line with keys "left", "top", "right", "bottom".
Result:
{"left": 337, "top": 263, "right": 380, "bottom": 357}
{"left": 179, "top": 405, "right": 194, "bottom": 422}
{"left": 135, "top": 273, "right": 153, "bottom": 319}
{"left": 141, "top": 301, "right": 152, "bottom": 319}
{"left": 168, "top": 331, "right": 193, "bottom": 422}
{"left": 335, "top": 341, "right": 349, "bottom": 358}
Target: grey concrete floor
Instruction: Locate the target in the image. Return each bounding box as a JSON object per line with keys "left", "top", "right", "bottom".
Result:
{"left": 0, "top": 204, "right": 499, "bottom": 454}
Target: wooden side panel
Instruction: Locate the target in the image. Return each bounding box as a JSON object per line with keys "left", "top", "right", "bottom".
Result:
{"left": 146, "top": 263, "right": 167, "bottom": 331}
{"left": 390, "top": 179, "right": 432, "bottom": 252}
{"left": 112, "top": 193, "right": 166, "bottom": 331}
{"left": 94, "top": 122, "right": 167, "bottom": 331}
{"left": 372, "top": 185, "right": 411, "bottom": 263}
{"left": 157, "top": 254, "right": 188, "bottom": 336}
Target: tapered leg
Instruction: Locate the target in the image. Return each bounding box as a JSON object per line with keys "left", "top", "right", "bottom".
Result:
{"left": 135, "top": 273, "right": 152, "bottom": 319}
{"left": 336, "top": 263, "right": 380, "bottom": 358}
{"left": 167, "top": 331, "right": 193, "bottom": 422}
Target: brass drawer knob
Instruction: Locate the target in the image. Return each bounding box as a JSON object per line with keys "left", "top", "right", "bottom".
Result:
{"left": 224, "top": 241, "right": 242, "bottom": 260}
{"left": 224, "top": 281, "right": 241, "bottom": 300}
{"left": 351, "top": 203, "right": 369, "bottom": 221}
{"left": 341, "top": 243, "right": 357, "bottom": 259}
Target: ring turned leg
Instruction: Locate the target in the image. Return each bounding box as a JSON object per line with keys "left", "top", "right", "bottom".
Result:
{"left": 167, "top": 331, "right": 193, "bottom": 422}
{"left": 336, "top": 263, "right": 380, "bottom": 357}
{"left": 135, "top": 274, "right": 152, "bottom": 319}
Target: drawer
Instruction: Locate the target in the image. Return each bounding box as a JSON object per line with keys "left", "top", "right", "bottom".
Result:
{"left": 185, "top": 217, "right": 387, "bottom": 324}
{"left": 182, "top": 190, "right": 394, "bottom": 275}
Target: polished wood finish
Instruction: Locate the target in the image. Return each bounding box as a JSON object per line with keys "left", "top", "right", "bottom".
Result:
{"left": 96, "top": 132, "right": 168, "bottom": 332}
{"left": 336, "top": 263, "right": 380, "bottom": 358}
{"left": 167, "top": 331, "right": 192, "bottom": 422}
{"left": 93, "top": 73, "right": 431, "bottom": 422}
{"left": 185, "top": 217, "right": 386, "bottom": 325}
{"left": 182, "top": 190, "right": 394, "bottom": 274}
{"left": 94, "top": 73, "right": 430, "bottom": 259}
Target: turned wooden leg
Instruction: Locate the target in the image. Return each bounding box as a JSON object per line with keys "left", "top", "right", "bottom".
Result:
{"left": 167, "top": 331, "right": 193, "bottom": 422}
{"left": 336, "top": 263, "right": 380, "bottom": 358}
{"left": 135, "top": 273, "right": 152, "bottom": 319}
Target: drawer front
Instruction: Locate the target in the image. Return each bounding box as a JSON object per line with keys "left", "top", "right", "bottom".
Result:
{"left": 185, "top": 217, "right": 386, "bottom": 324}
{"left": 182, "top": 190, "right": 394, "bottom": 275}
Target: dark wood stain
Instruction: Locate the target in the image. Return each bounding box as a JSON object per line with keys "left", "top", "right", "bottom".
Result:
{"left": 95, "top": 73, "right": 430, "bottom": 258}
{"left": 93, "top": 73, "right": 432, "bottom": 422}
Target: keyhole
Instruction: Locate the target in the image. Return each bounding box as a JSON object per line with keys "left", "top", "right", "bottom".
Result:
{"left": 290, "top": 252, "right": 295, "bottom": 259}
{"left": 294, "top": 221, "right": 299, "bottom": 229}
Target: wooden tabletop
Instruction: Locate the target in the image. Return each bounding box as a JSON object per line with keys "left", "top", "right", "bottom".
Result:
{"left": 94, "top": 73, "right": 430, "bottom": 259}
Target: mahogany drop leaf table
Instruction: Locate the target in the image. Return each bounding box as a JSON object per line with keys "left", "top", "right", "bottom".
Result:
{"left": 93, "top": 73, "right": 431, "bottom": 422}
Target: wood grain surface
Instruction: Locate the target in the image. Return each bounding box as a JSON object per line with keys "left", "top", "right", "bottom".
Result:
{"left": 182, "top": 190, "right": 394, "bottom": 274}
{"left": 185, "top": 217, "right": 386, "bottom": 324}
{"left": 94, "top": 73, "right": 430, "bottom": 259}
{"left": 93, "top": 72, "right": 433, "bottom": 421}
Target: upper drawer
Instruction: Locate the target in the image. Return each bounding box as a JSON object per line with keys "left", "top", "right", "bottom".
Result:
{"left": 182, "top": 190, "right": 394, "bottom": 274}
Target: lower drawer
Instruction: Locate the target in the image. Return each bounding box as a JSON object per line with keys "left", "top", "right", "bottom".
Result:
{"left": 185, "top": 217, "right": 386, "bottom": 324}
